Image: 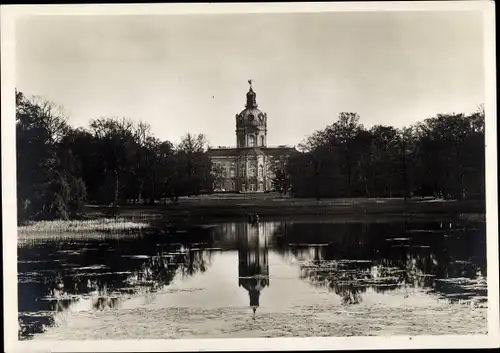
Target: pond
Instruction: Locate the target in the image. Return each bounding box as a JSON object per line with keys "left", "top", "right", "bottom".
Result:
{"left": 18, "top": 218, "right": 488, "bottom": 340}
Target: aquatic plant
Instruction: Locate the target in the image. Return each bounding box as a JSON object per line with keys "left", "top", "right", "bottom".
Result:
{"left": 17, "top": 217, "right": 150, "bottom": 234}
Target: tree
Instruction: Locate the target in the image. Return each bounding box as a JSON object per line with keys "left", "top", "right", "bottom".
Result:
{"left": 369, "top": 125, "right": 403, "bottom": 197}
{"left": 57, "top": 128, "right": 89, "bottom": 217}
{"left": 410, "top": 110, "right": 485, "bottom": 199}
{"left": 154, "top": 140, "right": 176, "bottom": 201}
{"left": 174, "top": 133, "right": 214, "bottom": 197}
{"left": 282, "top": 108, "right": 485, "bottom": 201}
{"left": 16, "top": 90, "right": 86, "bottom": 220}
{"left": 88, "top": 117, "right": 137, "bottom": 204}
{"left": 292, "top": 112, "right": 366, "bottom": 198}
{"left": 15, "top": 90, "right": 231, "bottom": 218}
{"left": 271, "top": 158, "right": 291, "bottom": 195}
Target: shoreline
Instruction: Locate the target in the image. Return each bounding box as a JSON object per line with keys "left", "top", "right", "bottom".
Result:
{"left": 85, "top": 196, "right": 486, "bottom": 222}
{"left": 17, "top": 197, "right": 486, "bottom": 236}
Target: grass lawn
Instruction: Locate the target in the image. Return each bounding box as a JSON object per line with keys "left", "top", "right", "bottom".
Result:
{"left": 84, "top": 193, "right": 485, "bottom": 223}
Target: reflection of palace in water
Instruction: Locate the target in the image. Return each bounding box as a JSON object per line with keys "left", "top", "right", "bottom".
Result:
{"left": 235, "top": 222, "right": 276, "bottom": 313}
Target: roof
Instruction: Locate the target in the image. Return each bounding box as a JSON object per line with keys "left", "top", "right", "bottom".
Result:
{"left": 207, "top": 148, "right": 240, "bottom": 157}
{"left": 261, "top": 146, "right": 297, "bottom": 157}
{"left": 237, "top": 107, "right": 266, "bottom": 127}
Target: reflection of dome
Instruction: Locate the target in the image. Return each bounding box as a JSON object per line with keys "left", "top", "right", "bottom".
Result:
{"left": 240, "top": 276, "right": 269, "bottom": 307}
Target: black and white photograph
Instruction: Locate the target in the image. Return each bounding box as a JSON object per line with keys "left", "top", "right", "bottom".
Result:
{"left": 1, "top": 2, "right": 498, "bottom": 352}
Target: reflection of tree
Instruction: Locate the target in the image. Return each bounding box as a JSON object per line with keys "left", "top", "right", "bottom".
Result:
{"left": 237, "top": 223, "right": 270, "bottom": 313}
{"left": 18, "top": 227, "right": 215, "bottom": 339}
{"left": 131, "top": 252, "right": 178, "bottom": 290}
{"left": 306, "top": 268, "right": 367, "bottom": 305}
{"left": 178, "top": 249, "right": 211, "bottom": 278}
{"left": 272, "top": 220, "right": 487, "bottom": 305}
{"left": 125, "top": 245, "right": 212, "bottom": 291}
{"left": 93, "top": 297, "right": 121, "bottom": 310}
{"left": 299, "top": 254, "right": 369, "bottom": 305}
{"left": 335, "top": 282, "right": 364, "bottom": 305}
{"left": 26, "top": 243, "right": 212, "bottom": 317}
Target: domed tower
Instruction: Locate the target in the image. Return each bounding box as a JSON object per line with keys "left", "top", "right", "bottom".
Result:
{"left": 235, "top": 80, "right": 267, "bottom": 148}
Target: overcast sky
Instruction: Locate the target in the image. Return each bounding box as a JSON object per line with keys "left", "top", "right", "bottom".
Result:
{"left": 16, "top": 11, "right": 485, "bottom": 146}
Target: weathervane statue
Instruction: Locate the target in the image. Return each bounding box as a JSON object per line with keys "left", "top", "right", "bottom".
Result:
{"left": 248, "top": 79, "right": 252, "bottom": 89}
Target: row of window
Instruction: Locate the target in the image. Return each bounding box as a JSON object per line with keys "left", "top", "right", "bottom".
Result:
{"left": 248, "top": 135, "right": 265, "bottom": 147}
{"left": 214, "top": 180, "right": 271, "bottom": 192}
{"left": 239, "top": 135, "right": 265, "bottom": 147}
{"left": 219, "top": 165, "right": 267, "bottom": 178}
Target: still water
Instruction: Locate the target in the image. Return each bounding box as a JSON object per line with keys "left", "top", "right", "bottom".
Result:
{"left": 18, "top": 219, "right": 488, "bottom": 340}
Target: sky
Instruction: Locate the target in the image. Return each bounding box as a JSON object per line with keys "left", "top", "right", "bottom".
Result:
{"left": 16, "top": 11, "right": 485, "bottom": 147}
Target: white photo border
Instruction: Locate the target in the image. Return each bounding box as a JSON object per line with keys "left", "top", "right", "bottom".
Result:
{"left": 1, "top": 2, "right": 498, "bottom": 352}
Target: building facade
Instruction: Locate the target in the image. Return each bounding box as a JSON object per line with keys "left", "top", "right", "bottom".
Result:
{"left": 207, "top": 81, "right": 295, "bottom": 192}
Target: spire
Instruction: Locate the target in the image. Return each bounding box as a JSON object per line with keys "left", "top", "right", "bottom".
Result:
{"left": 246, "top": 79, "right": 257, "bottom": 108}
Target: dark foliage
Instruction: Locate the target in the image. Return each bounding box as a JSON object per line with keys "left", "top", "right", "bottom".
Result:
{"left": 16, "top": 90, "right": 219, "bottom": 221}
{"left": 282, "top": 109, "right": 485, "bottom": 200}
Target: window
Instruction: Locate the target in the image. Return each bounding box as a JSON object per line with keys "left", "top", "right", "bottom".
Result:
{"left": 248, "top": 135, "right": 255, "bottom": 147}
{"left": 258, "top": 165, "right": 264, "bottom": 177}
{"left": 250, "top": 165, "right": 257, "bottom": 177}
{"left": 260, "top": 136, "right": 265, "bottom": 146}
{"left": 230, "top": 168, "right": 236, "bottom": 178}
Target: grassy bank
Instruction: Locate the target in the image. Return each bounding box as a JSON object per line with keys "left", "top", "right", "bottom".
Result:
{"left": 17, "top": 218, "right": 151, "bottom": 245}
{"left": 84, "top": 194, "right": 486, "bottom": 223}
{"left": 18, "top": 218, "right": 150, "bottom": 234}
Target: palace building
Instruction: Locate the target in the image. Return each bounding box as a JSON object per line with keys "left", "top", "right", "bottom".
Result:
{"left": 207, "top": 81, "right": 296, "bottom": 192}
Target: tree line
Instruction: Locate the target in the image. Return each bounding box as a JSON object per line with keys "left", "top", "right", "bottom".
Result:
{"left": 272, "top": 109, "right": 485, "bottom": 200}
{"left": 16, "top": 91, "right": 219, "bottom": 221}
{"left": 16, "top": 90, "right": 485, "bottom": 221}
